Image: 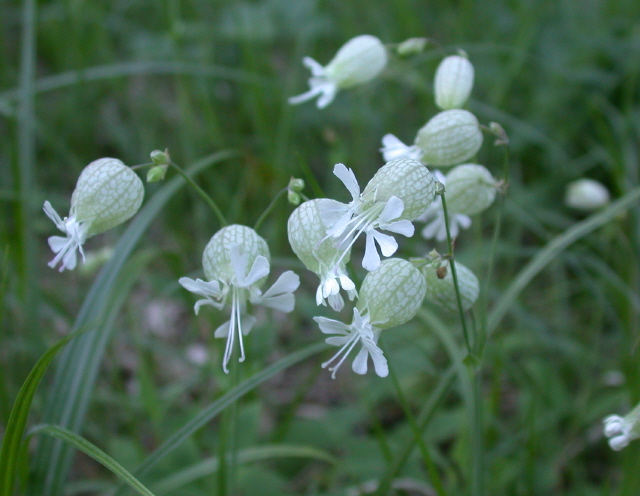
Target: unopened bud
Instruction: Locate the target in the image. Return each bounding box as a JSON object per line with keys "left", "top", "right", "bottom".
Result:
{"left": 150, "top": 149, "right": 170, "bottom": 165}
{"left": 434, "top": 52, "right": 474, "bottom": 110}
{"left": 147, "top": 165, "right": 167, "bottom": 183}
{"left": 397, "top": 37, "right": 429, "bottom": 56}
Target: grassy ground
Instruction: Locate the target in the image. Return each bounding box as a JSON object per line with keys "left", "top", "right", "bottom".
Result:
{"left": 2, "top": 0, "right": 640, "bottom": 495}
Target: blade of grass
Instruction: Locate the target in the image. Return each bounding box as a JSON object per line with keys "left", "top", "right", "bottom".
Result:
{"left": 29, "top": 151, "right": 235, "bottom": 496}
{"left": 0, "top": 326, "right": 86, "bottom": 496}
{"left": 28, "top": 425, "right": 157, "bottom": 496}
{"left": 111, "top": 341, "right": 327, "bottom": 496}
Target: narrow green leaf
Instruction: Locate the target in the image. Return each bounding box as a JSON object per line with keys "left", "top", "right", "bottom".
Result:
{"left": 154, "top": 444, "right": 337, "bottom": 495}
{"left": 112, "top": 341, "right": 327, "bottom": 496}
{"left": 30, "top": 151, "right": 236, "bottom": 496}
{"left": 0, "top": 327, "right": 85, "bottom": 496}
{"left": 29, "top": 425, "right": 156, "bottom": 496}
{"left": 488, "top": 185, "right": 640, "bottom": 334}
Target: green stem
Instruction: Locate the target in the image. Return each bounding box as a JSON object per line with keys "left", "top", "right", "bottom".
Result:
{"left": 253, "top": 187, "right": 288, "bottom": 232}
{"left": 169, "top": 161, "right": 228, "bottom": 227}
{"left": 440, "top": 193, "right": 473, "bottom": 354}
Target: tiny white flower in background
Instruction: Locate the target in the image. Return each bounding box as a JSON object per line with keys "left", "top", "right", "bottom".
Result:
{"left": 565, "top": 178, "right": 610, "bottom": 211}
{"left": 418, "top": 170, "right": 472, "bottom": 242}
{"left": 315, "top": 258, "right": 426, "bottom": 378}
{"left": 603, "top": 402, "right": 640, "bottom": 451}
{"left": 288, "top": 35, "right": 387, "bottom": 109}
{"left": 379, "top": 134, "right": 424, "bottom": 162}
{"left": 420, "top": 259, "right": 479, "bottom": 312}
{"left": 43, "top": 157, "right": 144, "bottom": 272}
{"left": 179, "top": 225, "right": 300, "bottom": 373}
{"left": 434, "top": 51, "right": 475, "bottom": 110}
{"left": 288, "top": 199, "right": 357, "bottom": 311}
{"left": 415, "top": 109, "right": 483, "bottom": 167}
{"left": 319, "top": 159, "right": 436, "bottom": 272}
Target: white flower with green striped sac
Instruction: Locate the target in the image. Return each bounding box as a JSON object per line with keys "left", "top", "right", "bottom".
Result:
{"left": 318, "top": 158, "right": 436, "bottom": 272}
{"left": 43, "top": 157, "right": 144, "bottom": 272}
{"left": 179, "top": 225, "right": 300, "bottom": 373}
{"left": 289, "top": 35, "right": 387, "bottom": 109}
{"left": 379, "top": 133, "right": 424, "bottom": 162}
{"left": 288, "top": 199, "right": 357, "bottom": 311}
{"left": 314, "top": 258, "right": 426, "bottom": 378}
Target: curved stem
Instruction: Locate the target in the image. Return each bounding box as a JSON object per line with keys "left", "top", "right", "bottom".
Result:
{"left": 170, "top": 161, "right": 228, "bottom": 227}
{"left": 253, "top": 187, "right": 288, "bottom": 232}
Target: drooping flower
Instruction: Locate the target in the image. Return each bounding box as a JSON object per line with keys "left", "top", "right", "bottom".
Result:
{"left": 43, "top": 157, "right": 144, "bottom": 272}
{"left": 434, "top": 52, "right": 475, "bottom": 110}
{"left": 288, "top": 35, "right": 388, "bottom": 109}
{"left": 603, "top": 402, "right": 640, "bottom": 451}
{"left": 319, "top": 159, "right": 436, "bottom": 271}
{"left": 287, "top": 199, "right": 356, "bottom": 311}
{"left": 315, "top": 258, "right": 426, "bottom": 378}
{"left": 179, "top": 225, "right": 300, "bottom": 373}
{"left": 379, "top": 134, "right": 424, "bottom": 162}
{"left": 565, "top": 178, "right": 610, "bottom": 211}
{"left": 415, "top": 109, "right": 483, "bottom": 167}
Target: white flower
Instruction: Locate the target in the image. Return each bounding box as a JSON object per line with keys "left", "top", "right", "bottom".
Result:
{"left": 288, "top": 35, "right": 387, "bottom": 109}
{"left": 319, "top": 160, "right": 436, "bottom": 272}
{"left": 43, "top": 157, "right": 144, "bottom": 272}
{"left": 379, "top": 134, "right": 424, "bottom": 162}
{"left": 418, "top": 171, "right": 471, "bottom": 242}
{"left": 180, "top": 225, "right": 299, "bottom": 373}
{"left": 603, "top": 403, "right": 640, "bottom": 451}
{"left": 434, "top": 52, "right": 475, "bottom": 110}
{"left": 288, "top": 199, "right": 357, "bottom": 311}
{"left": 315, "top": 308, "right": 388, "bottom": 379}
{"left": 565, "top": 178, "right": 610, "bottom": 211}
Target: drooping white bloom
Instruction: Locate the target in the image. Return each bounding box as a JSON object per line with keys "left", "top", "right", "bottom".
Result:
{"left": 288, "top": 35, "right": 388, "bottom": 109}
{"left": 319, "top": 159, "right": 436, "bottom": 272}
{"left": 43, "top": 157, "right": 144, "bottom": 272}
{"left": 315, "top": 258, "right": 426, "bottom": 378}
{"left": 288, "top": 199, "right": 356, "bottom": 311}
{"left": 179, "top": 225, "right": 300, "bottom": 373}
{"left": 565, "top": 178, "right": 610, "bottom": 211}
{"left": 418, "top": 170, "right": 472, "bottom": 242}
{"left": 415, "top": 109, "right": 483, "bottom": 167}
{"left": 379, "top": 134, "right": 424, "bottom": 162}
{"left": 434, "top": 52, "right": 475, "bottom": 110}
{"left": 603, "top": 403, "right": 640, "bottom": 451}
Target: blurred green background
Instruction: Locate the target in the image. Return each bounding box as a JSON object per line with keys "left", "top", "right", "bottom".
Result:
{"left": 2, "top": 0, "right": 640, "bottom": 494}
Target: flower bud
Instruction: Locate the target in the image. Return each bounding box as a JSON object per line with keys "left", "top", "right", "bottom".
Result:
{"left": 203, "top": 224, "right": 269, "bottom": 283}
{"left": 415, "top": 109, "right": 483, "bottom": 167}
{"left": 396, "top": 37, "right": 428, "bottom": 56}
{"left": 288, "top": 177, "right": 305, "bottom": 192}
{"left": 71, "top": 157, "right": 144, "bottom": 237}
{"left": 434, "top": 52, "right": 474, "bottom": 110}
{"left": 147, "top": 165, "right": 167, "bottom": 183}
{"left": 565, "top": 179, "right": 610, "bottom": 211}
{"left": 357, "top": 258, "right": 426, "bottom": 328}
{"left": 363, "top": 158, "right": 437, "bottom": 219}
{"left": 150, "top": 149, "right": 170, "bottom": 165}
{"left": 445, "top": 164, "right": 497, "bottom": 215}
{"left": 325, "top": 35, "right": 388, "bottom": 89}
{"left": 421, "top": 260, "right": 479, "bottom": 312}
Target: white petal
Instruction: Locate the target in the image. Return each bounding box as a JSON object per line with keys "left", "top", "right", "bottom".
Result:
{"left": 194, "top": 298, "right": 223, "bottom": 314}
{"left": 372, "top": 230, "right": 398, "bottom": 257}
{"left": 263, "top": 270, "right": 300, "bottom": 297}
{"left": 338, "top": 273, "right": 356, "bottom": 291}
{"left": 241, "top": 314, "right": 257, "bottom": 335}
{"left": 214, "top": 320, "right": 231, "bottom": 338}
{"left": 333, "top": 163, "right": 361, "bottom": 201}
{"left": 240, "top": 255, "right": 270, "bottom": 287}
{"left": 48, "top": 236, "right": 69, "bottom": 253}
{"left": 382, "top": 219, "right": 414, "bottom": 237}
{"left": 370, "top": 347, "right": 389, "bottom": 377}
{"left": 421, "top": 219, "right": 443, "bottom": 240}
{"left": 61, "top": 248, "right": 78, "bottom": 271}
{"left": 351, "top": 348, "right": 369, "bottom": 375}
{"left": 314, "top": 316, "right": 349, "bottom": 335}
{"left": 378, "top": 196, "right": 405, "bottom": 223}
{"left": 327, "top": 293, "right": 345, "bottom": 311}
{"left": 317, "top": 199, "right": 350, "bottom": 231}
{"left": 179, "top": 277, "right": 222, "bottom": 298}
{"left": 302, "top": 56, "right": 326, "bottom": 77}
{"left": 456, "top": 214, "right": 472, "bottom": 229}
{"left": 43, "top": 201, "right": 66, "bottom": 231}
{"left": 288, "top": 86, "right": 324, "bottom": 105}
{"left": 362, "top": 232, "right": 382, "bottom": 271}
{"left": 316, "top": 83, "right": 338, "bottom": 109}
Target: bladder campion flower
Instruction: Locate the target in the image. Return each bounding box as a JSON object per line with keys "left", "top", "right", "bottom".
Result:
{"left": 419, "top": 170, "right": 471, "bottom": 242}
{"left": 415, "top": 109, "right": 483, "bottom": 167}
{"left": 420, "top": 259, "right": 479, "bottom": 312}
{"left": 565, "top": 178, "right": 610, "bottom": 211}
{"left": 179, "top": 225, "right": 300, "bottom": 373}
{"left": 288, "top": 35, "right": 388, "bottom": 109}
{"left": 379, "top": 133, "right": 424, "bottom": 163}
{"left": 434, "top": 52, "right": 475, "bottom": 110}
{"left": 319, "top": 159, "right": 436, "bottom": 271}
{"left": 288, "top": 199, "right": 356, "bottom": 311}
{"left": 315, "top": 258, "right": 426, "bottom": 378}
{"left": 603, "top": 403, "right": 640, "bottom": 450}
{"left": 43, "top": 157, "right": 144, "bottom": 272}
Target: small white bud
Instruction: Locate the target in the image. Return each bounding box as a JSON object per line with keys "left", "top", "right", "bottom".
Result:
{"left": 565, "top": 179, "right": 610, "bottom": 211}
{"left": 396, "top": 37, "right": 428, "bottom": 56}
{"left": 421, "top": 260, "right": 479, "bottom": 312}
{"left": 415, "top": 110, "right": 483, "bottom": 167}
{"left": 445, "top": 164, "right": 497, "bottom": 215}
{"left": 434, "top": 53, "right": 474, "bottom": 110}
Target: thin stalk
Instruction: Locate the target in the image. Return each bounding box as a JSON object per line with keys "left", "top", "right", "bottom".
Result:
{"left": 254, "top": 187, "right": 288, "bottom": 232}
{"left": 440, "top": 193, "right": 473, "bottom": 354}
{"left": 169, "top": 161, "right": 228, "bottom": 227}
